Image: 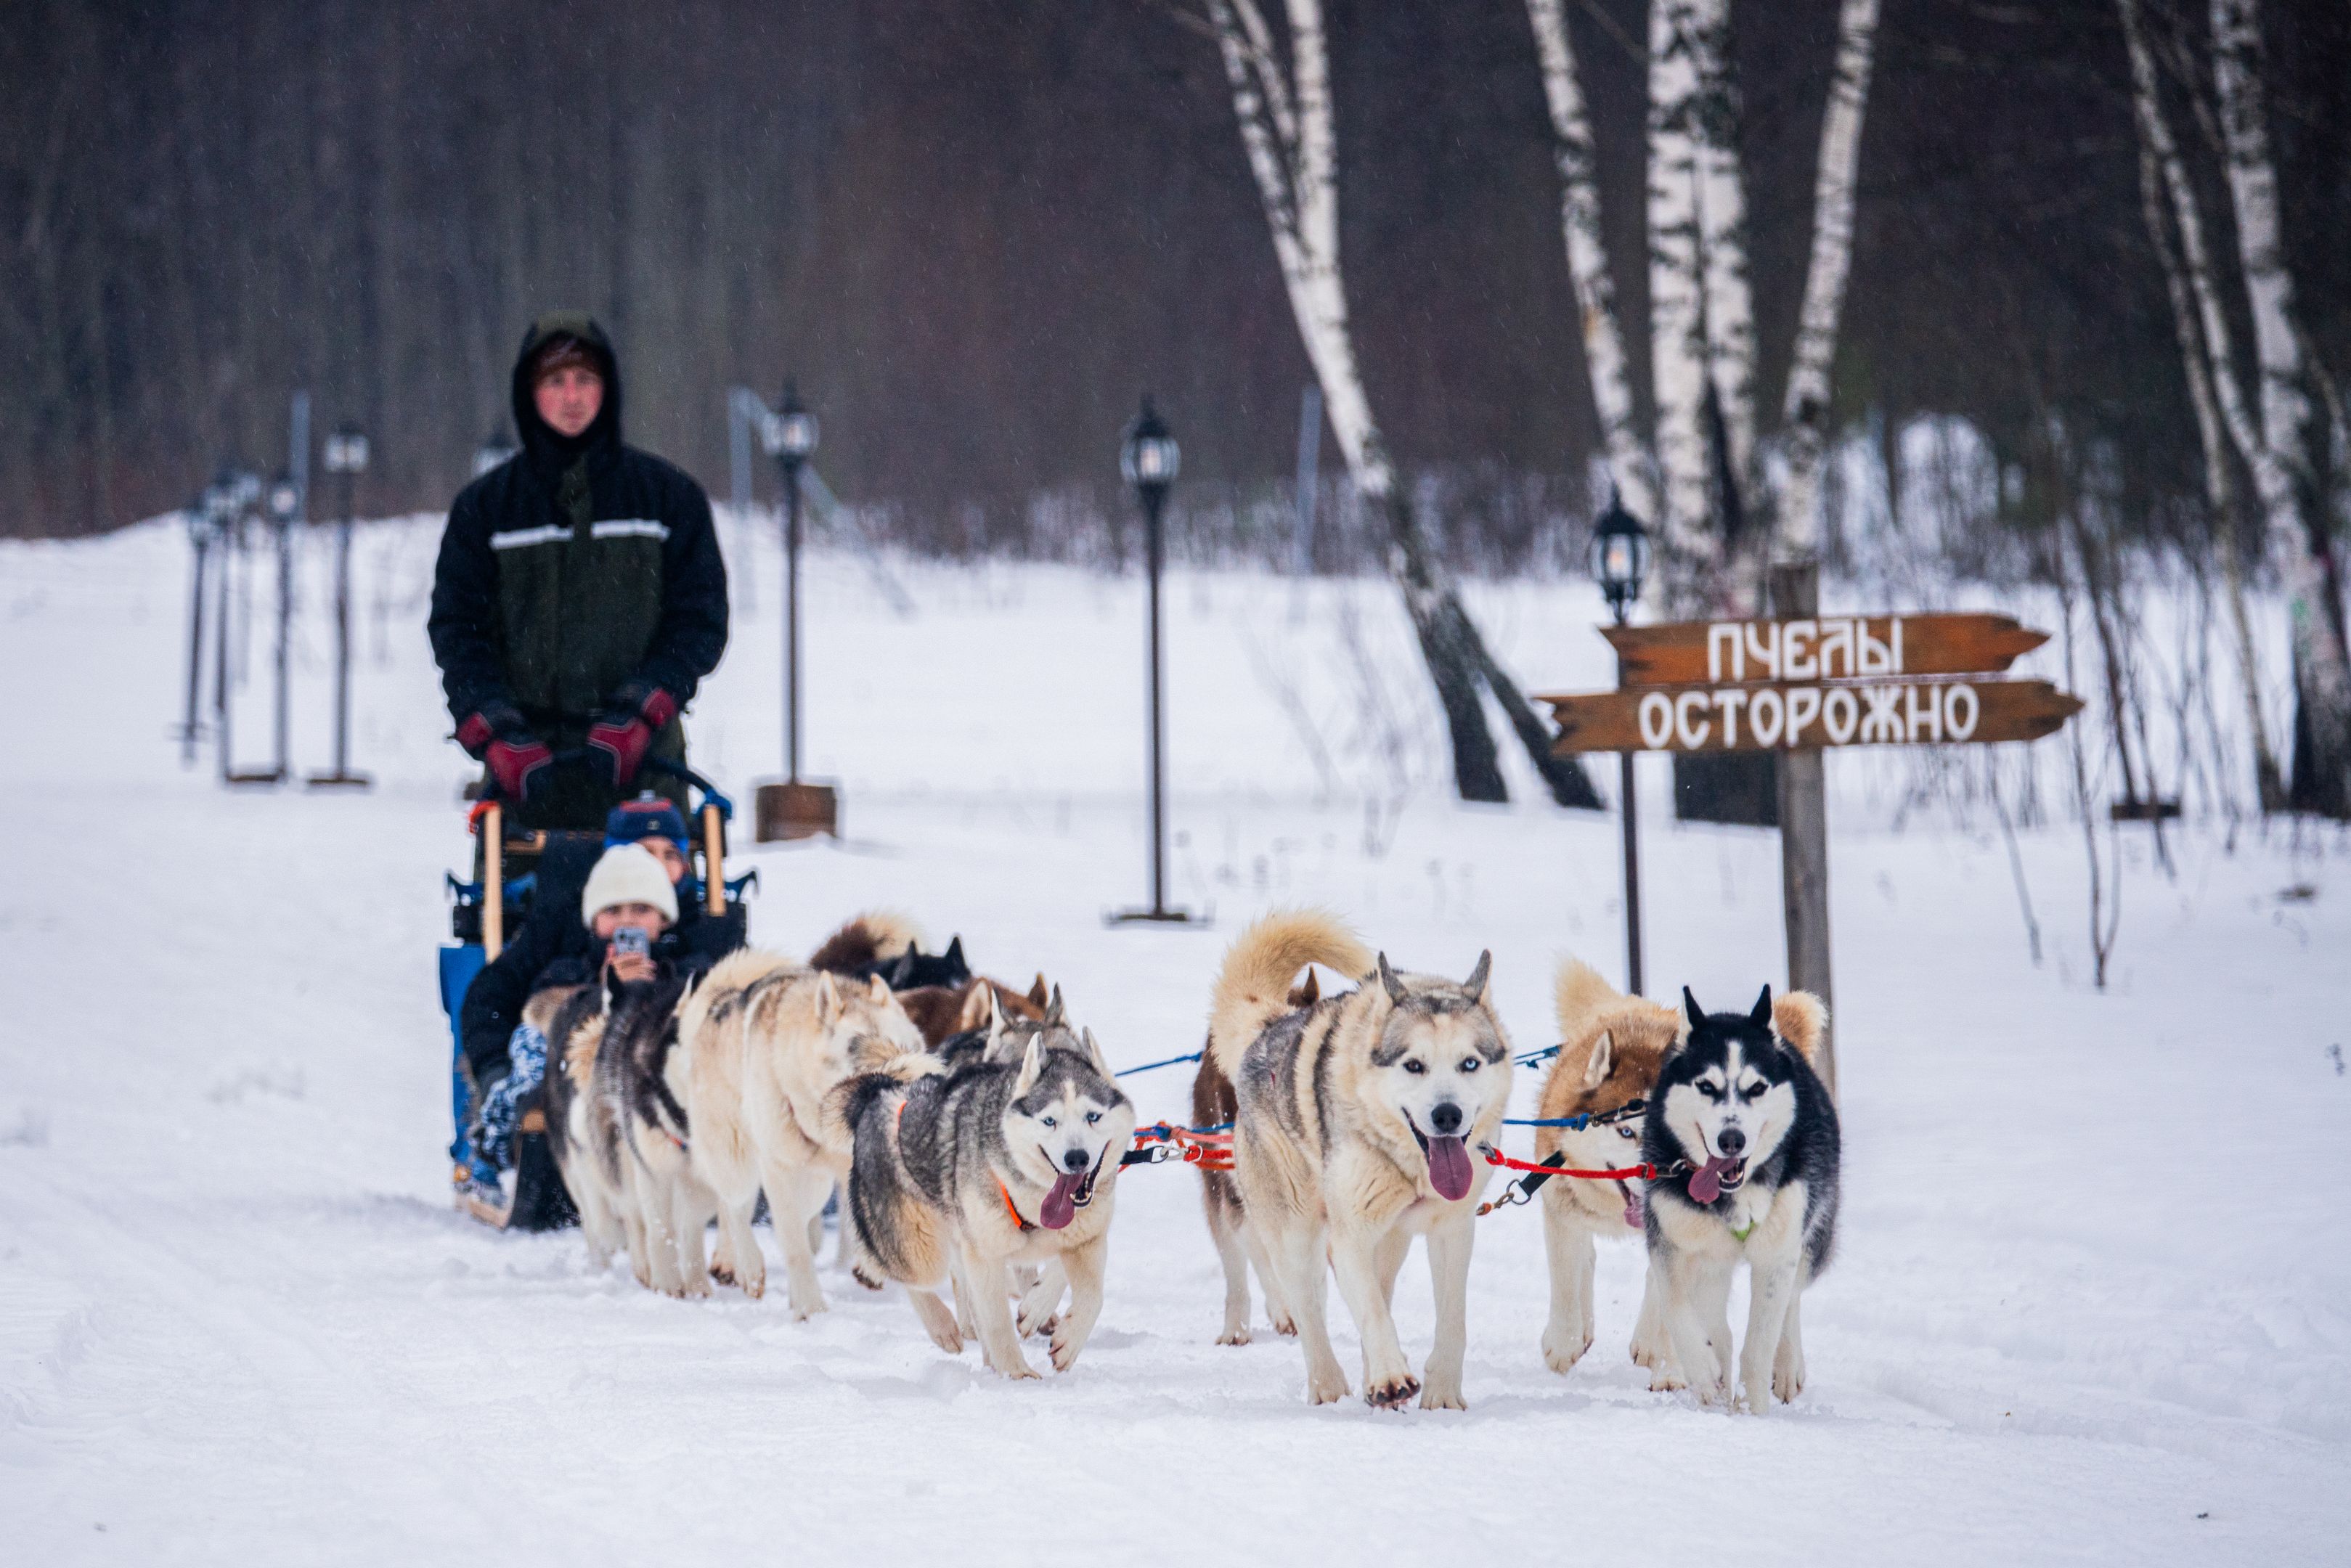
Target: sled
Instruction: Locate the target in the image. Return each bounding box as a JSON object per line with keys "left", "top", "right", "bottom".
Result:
{"left": 439, "top": 754, "right": 757, "bottom": 1232}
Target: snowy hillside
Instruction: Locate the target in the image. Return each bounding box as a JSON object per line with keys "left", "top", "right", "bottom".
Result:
{"left": 4, "top": 518, "right": 2347, "bottom": 1564}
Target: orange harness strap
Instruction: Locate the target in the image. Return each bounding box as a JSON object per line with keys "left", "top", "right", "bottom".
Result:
{"left": 997, "top": 1177, "right": 1035, "bottom": 1232}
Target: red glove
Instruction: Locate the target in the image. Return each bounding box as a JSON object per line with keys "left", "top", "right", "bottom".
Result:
{"left": 457, "top": 704, "right": 553, "bottom": 803}
{"left": 587, "top": 684, "right": 677, "bottom": 793}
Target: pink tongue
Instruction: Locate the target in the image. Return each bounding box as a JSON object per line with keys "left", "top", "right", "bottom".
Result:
{"left": 1040, "top": 1172, "right": 1081, "bottom": 1230}
{"left": 1622, "top": 1188, "right": 1645, "bottom": 1229}
{"left": 1426, "top": 1136, "right": 1474, "bottom": 1201}
{"left": 1688, "top": 1156, "right": 1731, "bottom": 1205}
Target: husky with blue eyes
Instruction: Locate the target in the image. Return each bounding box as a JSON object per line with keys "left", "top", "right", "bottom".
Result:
{"left": 1642, "top": 984, "right": 1840, "bottom": 1412}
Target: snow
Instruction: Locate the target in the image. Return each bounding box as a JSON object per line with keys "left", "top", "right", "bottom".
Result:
{"left": 4, "top": 515, "right": 2348, "bottom": 1563}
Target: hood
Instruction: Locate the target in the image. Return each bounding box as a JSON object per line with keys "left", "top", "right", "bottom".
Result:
{"left": 510, "top": 311, "right": 623, "bottom": 472}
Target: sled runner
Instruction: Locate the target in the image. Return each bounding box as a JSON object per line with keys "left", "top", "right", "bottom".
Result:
{"left": 439, "top": 754, "right": 756, "bottom": 1231}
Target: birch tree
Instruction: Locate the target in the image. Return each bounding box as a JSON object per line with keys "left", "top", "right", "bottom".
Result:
{"left": 1685, "top": 0, "right": 1765, "bottom": 594}
{"left": 1776, "top": 0, "right": 1880, "bottom": 566}
{"left": 1201, "top": 0, "right": 1602, "bottom": 807}
{"left": 1645, "top": 0, "right": 1723, "bottom": 605}
{"left": 2209, "top": 0, "right": 2351, "bottom": 812}
{"left": 2117, "top": 0, "right": 2351, "bottom": 814}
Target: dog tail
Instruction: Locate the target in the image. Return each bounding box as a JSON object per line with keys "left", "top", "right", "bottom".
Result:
{"left": 807, "top": 912, "right": 922, "bottom": 975}
{"left": 1552, "top": 957, "right": 1621, "bottom": 1048}
{"left": 1207, "top": 909, "right": 1372, "bottom": 1077}
{"left": 821, "top": 1052, "right": 940, "bottom": 1148}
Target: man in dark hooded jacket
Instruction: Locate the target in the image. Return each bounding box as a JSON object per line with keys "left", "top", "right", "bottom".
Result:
{"left": 429, "top": 313, "right": 728, "bottom": 829}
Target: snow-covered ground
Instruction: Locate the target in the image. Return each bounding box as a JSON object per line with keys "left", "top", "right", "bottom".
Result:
{"left": 4, "top": 517, "right": 2347, "bottom": 1563}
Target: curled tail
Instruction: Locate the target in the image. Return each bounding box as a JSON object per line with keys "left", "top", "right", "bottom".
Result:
{"left": 1207, "top": 910, "right": 1372, "bottom": 1077}
{"left": 807, "top": 912, "right": 922, "bottom": 975}
{"left": 1552, "top": 957, "right": 1623, "bottom": 1048}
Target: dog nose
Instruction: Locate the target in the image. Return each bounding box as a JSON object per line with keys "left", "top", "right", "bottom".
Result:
{"left": 1062, "top": 1148, "right": 1092, "bottom": 1173}
{"left": 1717, "top": 1126, "right": 1746, "bottom": 1156}
{"left": 1429, "top": 1102, "right": 1463, "bottom": 1135}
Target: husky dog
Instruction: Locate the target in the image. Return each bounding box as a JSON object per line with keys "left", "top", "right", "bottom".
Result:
{"left": 830, "top": 1007, "right": 1137, "bottom": 1379}
{"left": 1207, "top": 910, "right": 1512, "bottom": 1410}
{"left": 897, "top": 972, "right": 1050, "bottom": 1049}
{"left": 1191, "top": 969, "right": 1317, "bottom": 1346}
{"left": 1533, "top": 960, "right": 1681, "bottom": 1377}
{"left": 676, "top": 950, "right": 929, "bottom": 1318}
{"left": 536, "top": 984, "right": 624, "bottom": 1267}
{"left": 1642, "top": 985, "right": 1838, "bottom": 1411}
{"left": 881, "top": 936, "right": 972, "bottom": 992}
{"left": 561, "top": 968, "right": 711, "bottom": 1296}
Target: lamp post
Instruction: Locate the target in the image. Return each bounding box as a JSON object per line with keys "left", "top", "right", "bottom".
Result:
{"left": 1590, "top": 491, "right": 1651, "bottom": 993}
{"left": 206, "top": 469, "right": 243, "bottom": 783}
{"left": 256, "top": 473, "right": 301, "bottom": 783}
{"left": 179, "top": 489, "right": 224, "bottom": 766}
{"left": 753, "top": 381, "right": 836, "bottom": 841}
{"left": 309, "top": 425, "right": 372, "bottom": 789}
{"left": 1112, "top": 397, "right": 1193, "bottom": 926}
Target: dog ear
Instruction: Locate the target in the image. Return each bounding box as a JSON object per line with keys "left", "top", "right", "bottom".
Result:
{"left": 1462, "top": 950, "right": 1492, "bottom": 1003}
{"left": 1027, "top": 973, "right": 1050, "bottom": 1008}
{"left": 1682, "top": 987, "right": 1706, "bottom": 1029}
{"left": 1377, "top": 952, "right": 1409, "bottom": 1005}
{"left": 1045, "top": 984, "right": 1067, "bottom": 1027}
{"left": 1581, "top": 1029, "right": 1615, "bottom": 1091}
{"left": 1749, "top": 985, "right": 1774, "bottom": 1028}
{"left": 1080, "top": 1026, "right": 1109, "bottom": 1074}
{"left": 944, "top": 935, "right": 965, "bottom": 968}
{"left": 985, "top": 988, "right": 1009, "bottom": 1050}
{"left": 815, "top": 971, "right": 840, "bottom": 1024}
{"left": 1015, "top": 1032, "right": 1047, "bottom": 1096}
{"left": 868, "top": 973, "right": 893, "bottom": 1005}
{"left": 1289, "top": 969, "right": 1321, "bottom": 1008}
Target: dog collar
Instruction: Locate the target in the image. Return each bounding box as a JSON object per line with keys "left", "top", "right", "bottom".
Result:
{"left": 1729, "top": 1219, "right": 1754, "bottom": 1242}
{"left": 997, "top": 1177, "right": 1037, "bottom": 1233}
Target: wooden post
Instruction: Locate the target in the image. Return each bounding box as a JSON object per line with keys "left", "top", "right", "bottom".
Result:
{"left": 482, "top": 804, "right": 505, "bottom": 961}
{"left": 1770, "top": 563, "right": 1835, "bottom": 1095}
{"left": 701, "top": 802, "right": 725, "bottom": 917}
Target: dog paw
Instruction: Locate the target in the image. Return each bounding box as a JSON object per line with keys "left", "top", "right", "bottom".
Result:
{"left": 1306, "top": 1368, "right": 1350, "bottom": 1405}
{"left": 992, "top": 1358, "right": 1044, "bottom": 1381}
{"left": 1271, "top": 1315, "right": 1298, "bottom": 1338}
{"left": 1542, "top": 1326, "right": 1592, "bottom": 1375}
{"left": 1418, "top": 1379, "right": 1466, "bottom": 1413}
{"left": 1049, "top": 1336, "right": 1082, "bottom": 1373}
{"left": 1773, "top": 1365, "right": 1804, "bottom": 1403}
{"left": 851, "top": 1264, "right": 886, "bottom": 1292}
{"left": 1687, "top": 1379, "right": 1732, "bottom": 1410}
{"left": 1364, "top": 1374, "right": 1421, "bottom": 1410}
{"left": 708, "top": 1260, "right": 737, "bottom": 1287}
{"left": 1217, "top": 1326, "right": 1252, "bottom": 1347}
{"left": 788, "top": 1298, "right": 829, "bottom": 1324}
{"left": 1647, "top": 1366, "right": 1688, "bottom": 1392}
{"left": 924, "top": 1324, "right": 963, "bottom": 1355}
{"left": 1019, "top": 1312, "right": 1061, "bottom": 1340}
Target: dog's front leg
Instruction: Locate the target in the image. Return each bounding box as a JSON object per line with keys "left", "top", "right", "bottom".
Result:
{"left": 670, "top": 1179, "right": 714, "bottom": 1299}
{"left": 1630, "top": 1254, "right": 1680, "bottom": 1384}
{"left": 712, "top": 1193, "right": 763, "bottom": 1297}
{"left": 1419, "top": 1214, "right": 1475, "bottom": 1410}
{"left": 1660, "top": 1241, "right": 1731, "bottom": 1406}
{"left": 1240, "top": 1219, "right": 1296, "bottom": 1337}
{"left": 907, "top": 1286, "right": 964, "bottom": 1354}
{"left": 1773, "top": 1266, "right": 1808, "bottom": 1402}
{"left": 1372, "top": 1225, "right": 1411, "bottom": 1310}
{"left": 1048, "top": 1240, "right": 1108, "bottom": 1372}
{"left": 1740, "top": 1244, "right": 1804, "bottom": 1413}
{"left": 1539, "top": 1199, "right": 1597, "bottom": 1373}
{"left": 958, "top": 1246, "right": 1040, "bottom": 1379}
{"left": 1206, "top": 1190, "right": 1254, "bottom": 1344}
{"left": 1266, "top": 1220, "right": 1348, "bottom": 1404}
{"left": 1016, "top": 1259, "right": 1067, "bottom": 1339}
{"left": 763, "top": 1161, "right": 831, "bottom": 1320}
{"left": 1329, "top": 1222, "right": 1417, "bottom": 1409}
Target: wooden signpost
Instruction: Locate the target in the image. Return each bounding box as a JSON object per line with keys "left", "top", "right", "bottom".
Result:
{"left": 1539, "top": 611, "right": 2083, "bottom": 1093}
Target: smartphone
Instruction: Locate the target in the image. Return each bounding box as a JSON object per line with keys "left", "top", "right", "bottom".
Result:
{"left": 612, "top": 925, "right": 652, "bottom": 957}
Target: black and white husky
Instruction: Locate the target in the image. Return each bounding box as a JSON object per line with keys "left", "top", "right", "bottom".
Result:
{"left": 1642, "top": 985, "right": 1839, "bottom": 1412}
{"left": 829, "top": 1008, "right": 1137, "bottom": 1379}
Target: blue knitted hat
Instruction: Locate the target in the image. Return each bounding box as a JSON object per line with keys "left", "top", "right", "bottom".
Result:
{"left": 604, "top": 796, "right": 689, "bottom": 852}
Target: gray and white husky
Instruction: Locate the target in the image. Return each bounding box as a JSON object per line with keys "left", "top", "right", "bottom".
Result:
{"left": 1642, "top": 985, "right": 1840, "bottom": 1412}
{"left": 828, "top": 1006, "right": 1137, "bottom": 1379}
{"left": 1205, "top": 910, "right": 1513, "bottom": 1410}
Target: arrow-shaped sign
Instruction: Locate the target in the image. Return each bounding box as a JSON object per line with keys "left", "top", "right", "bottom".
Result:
{"left": 1602, "top": 613, "right": 2048, "bottom": 688}
{"left": 1541, "top": 677, "right": 2085, "bottom": 755}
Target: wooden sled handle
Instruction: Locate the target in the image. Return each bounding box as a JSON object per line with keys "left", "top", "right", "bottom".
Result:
{"left": 701, "top": 801, "right": 725, "bottom": 916}
{"left": 482, "top": 802, "right": 505, "bottom": 960}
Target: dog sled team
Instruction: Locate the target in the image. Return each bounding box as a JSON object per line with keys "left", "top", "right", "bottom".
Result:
{"left": 522, "top": 878, "right": 1841, "bottom": 1411}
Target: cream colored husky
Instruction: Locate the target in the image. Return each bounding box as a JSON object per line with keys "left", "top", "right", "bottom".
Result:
{"left": 676, "top": 950, "right": 929, "bottom": 1318}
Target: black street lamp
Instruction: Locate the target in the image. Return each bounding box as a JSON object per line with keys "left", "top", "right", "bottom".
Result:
{"left": 205, "top": 468, "right": 244, "bottom": 784}
{"left": 1590, "top": 489, "right": 1651, "bottom": 993}
{"left": 753, "top": 380, "right": 836, "bottom": 841}
{"left": 258, "top": 473, "right": 301, "bottom": 783}
{"left": 179, "top": 489, "right": 226, "bottom": 766}
{"left": 1112, "top": 397, "right": 1194, "bottom": 926}
{"left": 309, "top": 425, "right": 372, "bottom": 789}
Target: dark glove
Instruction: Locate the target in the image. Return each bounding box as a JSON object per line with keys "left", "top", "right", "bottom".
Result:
{"left": 587, "top": 682, "right": 677, "bottom": 793}
{"left": 457, "top": 702, "right": 553, "bottom": 804}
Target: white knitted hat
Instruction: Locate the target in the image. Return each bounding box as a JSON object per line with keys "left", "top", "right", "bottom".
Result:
{"left": 580, "top": 843, "right": 678, "bottom": 928}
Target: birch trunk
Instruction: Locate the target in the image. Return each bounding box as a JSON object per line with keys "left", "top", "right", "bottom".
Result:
{"left": 1646, "top": 0, "right": 1722, "bottom": 605}
{"left": 1777, "top": 0, "right": 1879, "bottom": 565}
{"left": 2118, "top": 26, "right": 2282, "bottom": 804}
{"left": 2209, "top": 0, "right": 2351, "bottom": 812}
{"left": 1523, "top": 0, "right": 1658, "bottom": 530}
{"left": 1684, "top": 0, "right": 1764, "bottom": 600}
{"left": 1205, "top": 0, "right": 1600, "bottom": 807}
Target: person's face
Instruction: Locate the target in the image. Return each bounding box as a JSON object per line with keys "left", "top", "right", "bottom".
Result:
{"left": 592, "top": 902, "right": 670, "bottom": 941}
{"left": 637, "top": 836, "right": 689, "bottom": 885}
{"left": 534, "top": 364, "right": 604, "bottom": 438}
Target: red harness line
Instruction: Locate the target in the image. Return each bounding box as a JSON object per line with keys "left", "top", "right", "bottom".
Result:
{"left": 1480, "top": 1147, "right": 1661, "bottom": 1182}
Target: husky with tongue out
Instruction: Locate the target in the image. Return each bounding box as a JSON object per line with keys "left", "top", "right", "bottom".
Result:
{"left": 827, "top": 1000, "right": 1136, "bottom": 1380}
{"left": 1206, "top": 910, "right": 1512, "bottom": 1410}
{"left": 1642, "top": 984, "right": 1840, "bottom": 1413}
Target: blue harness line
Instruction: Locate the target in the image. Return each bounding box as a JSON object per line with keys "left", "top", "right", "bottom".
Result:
{"left": 1115, "top": 1049, "right": 1205, "bottom": 1077}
